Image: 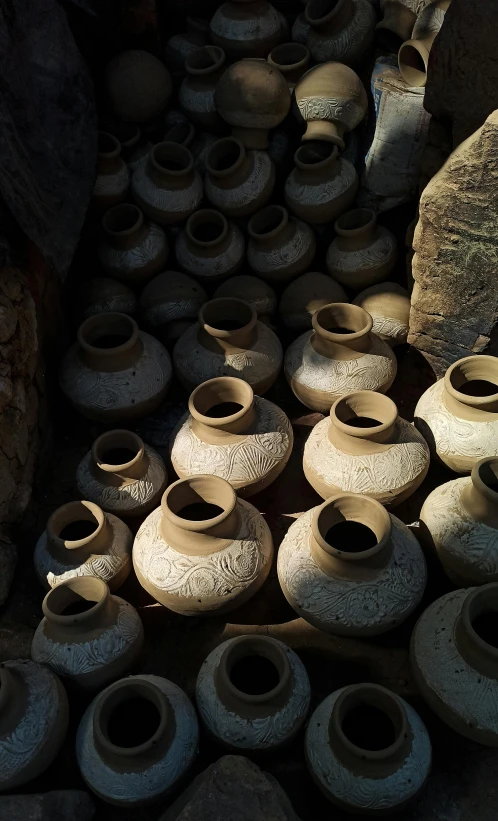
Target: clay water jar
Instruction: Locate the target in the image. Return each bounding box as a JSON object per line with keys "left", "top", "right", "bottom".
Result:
{"left": 105, "top": 50, "right": 172, "bottom": 123}
{"left": 285, "top": 142, "right": 358, "bottom": 225}
{"left": 98, "top": 203, "right": 169, "bottom": 287}
{"left": 92, "top": 132, "right": 130, "bottom": 212}
{"left": 131, "top": 142, "right": 203, "bottom": 225}
{"left": 353, "top": 282, "right": 410, "bottom": 346}
{"left": 165, "top": 16, "right": 209, "bottom": 77}
{"left": 267, "top": 42, "right": 310, "bottom": 90}
{"left": 210, "top": 0, "right": 286, "bottom": 59}
{"left": 162, "top": 119, "right": 217, "bottom": 175}
{"left": 305, "top": 0, "right": 376, "bottom": 66}
{"left": 398, "top": 0, "right": 451, "bottom": 88}
{"left": 294, "top": 62, "right": 367, "bottom": 147}
{"left": 376, "top": 0, "right": 419, "bottom": 53}
{"left": 106, "top": 122, "right": 151, "bottom": 170}
{"left": 79, "top": 278, "right": 137, "bottom": 319}
{"left": 214, "top": 275, "right": 277, "bottom": 321}
{"left": 279, "top": 271, "right": 348, "bottom": 332}
{"left": 326, "top": 208, "right": 398, "bottom": 290}
{"left": 179, "top": 46, "right": 226, "bottom": 131}
{"left": 139, "top": 270, "right": 207, "bottom": 343}
{"left": 205, "top": 137, "right": 275, "bottom": 218}
{"left": 175, "top": 208, "right": 245, "bottom": 283}
{"left": 247, "top": 205, "right": 316, "bottom": 284}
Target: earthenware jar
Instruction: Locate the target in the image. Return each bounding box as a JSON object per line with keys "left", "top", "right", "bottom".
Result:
{"left": 131, "top": 142, "right": 203, "bottom": 225}
{"left": 133, "top": 476, "right": 274, "bottom": 614}
{"left": 376, "top": 0, "right": 419, "bottom": 52}
{"left": 60, "top": 313, "right": 172, "bottom": 422}
{"left": 165, "top": 16, "right": 209, "bottom": 78}
{"left": 173, "top": 298, "right": 283, "bottom": 395}
{"left": 414, "top": 355, "right": 498, "bottom": 473}
{"left": 170, "top": 377, "right": 293, "bottom": 496}
{"left": 353, "top": 282, "right": 410, "bottom": 346}
{"left": 31, "top": 577, "right": 144, "bottom": 690}
{"left": 304, "top": 391, "right": 430, "bottom": 505}
{"left": 106, "top": 123, "right": 151, "bottom": 171}
{"left": 278, "top": 493, "right": 427, "bottom": 635}
{"left": 305, "top": 683, "right": 431, "bottom": 812}
{"left": 295, "top": 62, "right": 367, "bottom": 147}
{"left": 105, "top": 50, "right": 172, "bottom": 123}
{"left": 163, "top": 120, "right": 217, "bottom": 176}
{"left": 247, "top": 205, "right": 316, "bottom": 284}
{"left": 34, "top": 500, "right": 133, "bottom": 591}
{"left": 92, "top": 133, "right": 130, "bottom": 212}
{"left": 175, "top": 209, "right": 245, "bottom": 283}
{"left": 210, "top": 0, "right": 286, "bottom": 59}
{"left": 79, "top": 278, "right": 137, "bottom": 319}
{"left": 411, "top": 584, "right": 498, "bottom": 745}
{"left": 139, "top": 271, "right": 207, "bottom": 342}
{"left": 267, "top": 42, "right": 310, "bottom": 90}
{"left": 214, "top": 275, "right": 277, "bottom": 321}
{"left": 326, "top": 209, "right": 398, "bottom": 290}
{"left": 285, "top": 303, "right": 397, "bottom": 411}
{"left": 179, "top": 46, "right": 226, "bottom": 131}
{"left": 279, "top": 272, "right": 348, "bottom": 331}
{"left": 76, "top": 431, "right": 168, "bottom": 518}
{"left": 306, "top": 0, "right": 376, "bottom": 65}
{"left": 0, "top": 660, "right": 69, "bottom": 791}
{"left": 76, "top": 674, "right": 199, "bottom": 806}
{"left": 292, "top": 11, "right": 310, "bottom": 43}
{"left": 196, "top": 635, "right": 310, "bottom": 750}
{"left": 205, "top": 137, "right": 275, "bottom": 218}
{"left": 98, "top": 203, "right": 169, "bottom": 286}
{"left": 285, "top": 142, "right": 358, "bottom": 225}
{"left": 398, "top": 0, "right": 451, "bottom": 88}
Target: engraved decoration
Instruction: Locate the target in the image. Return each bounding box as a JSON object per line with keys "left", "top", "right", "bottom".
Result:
{"left": 83, "top": 293, "right": 137, "bottom": 318}
{"left": 371, "top": 315, "right": 408, "bottom": 344}
{"left": 285, "top": 157, "right": 357, "bottom": 209}
{"left": 297, "top": 96, "right": 366, "bottom": 132}
{"left": 98, "top": 222, "right": 168, "bottom": 283}
{"left": 206, "top": 151, "right": 274, "bottom": 214}
{"left": 327, "top": 228, "right": 397, "bottom": 273}
{"left": 179, "top": 78, "right": 216, "bottom": 116}
{"left": 210, "top": 4, "right": 283, "bottom": 48}
{"left": 131, "top": 162, "right": 203, "bottom": 221}
{"left": 307, "top": 0, "right": 376, "bottom": 63}
{"left": 93, "top": 163, "right": 130, "bottom": 201}
{"left": 248, "top": 219, "right": 315, "bottom": 277}
{"left": 175, "top": 223, "right": 245, "bottom": 279}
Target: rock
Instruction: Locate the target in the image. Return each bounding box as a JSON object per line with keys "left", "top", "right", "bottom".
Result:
{"left": 0, "top": 790, "right": 95, "bottom": 821}
{"left": 0, "top": 531, "right": 16, "bottom": 606}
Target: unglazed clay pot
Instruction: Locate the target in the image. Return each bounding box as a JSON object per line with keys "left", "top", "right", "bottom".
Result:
{"left": 196, "top": 635, "right": 310, "bottom": 750}
{"left": 304, "top": 391, "right": 430, "bottom": 505}
{"left": 105, "top": 50, "right": 172, "bottom": 123}
{"left": 0, "top": 660, "right": 68, "bottom": 791}
{"left": 295, "top": 62, "right": 367, "bottom": 147}
{"left": 76, "top": 675, "right": 199, "bottom": 806}
{"left": 210, "top": 0, "right": 286, "bottom": 59}
{"left": 285, "top": 142, "right": 358, "bottom": 225}
{"left": 205, "top": 137, "right": 275, "bottom": 218}
{"left": 306, "top": 0, "right": 376, "bottom": 65}
{"left": 285, "top": 303, "right": 397, "bottom": 412}
{"left": 398, "top": 0, "right": 451, "bottom": 88}
{"left": 376, "top": 0, "right": 419, "bottom": 52}
{"left": 306, "top": 684, "right": 431, "bottom": 812}
{"left": 353, "top": 282, "right": 410, "bottom": 347}
{"left": 326, "top": 209, "right": 398, "bottom": 290}
{"left": 163, "top": 119, "right": 217, "bottom": 175}
{"left": 247, "top": 205, "right": 316, "bottom": 284}
{"left": 92, "top": 133, "right": 130, "bottom": 212}
{"left": 131, "top": 142, "right": 203, "bottom": 225}
{"left": 278, "top": 493, "right": 427, "bottom": 635}
{"left": 170, "top": 377, "right": 293, "bottom": 496}
{"left": 133, "top": 475, "right": 274, "bottom": 614}
{"left": 34, "top": 500, "right": 133, "bottom": 591}
{"left": 279, "top": 271, "right": 348, "bottom": 331}
{"left": 60, "top": 313, "right": 172, "bottom": 422}
{"left": 139, "top": 271, "right": 207, "bottom": 342}
{"left": 76, "top": 430, "right": 168, "bottom": 519}
{"left": 215, "top": 59, "right": 291, "bottom": 149}
{"left": 31, "top": 577, "right": 143, "bottom": 690}
{"left": 411, "top": 584, "right": 498, "bottom": 746}
{"left": 179, "top": 46, "right": 226, "bottom": 131}
{"left": 214, "top": 275, "right": 277, "bottom": 321}
{"left": 106, "top": 123, "right": 151, "bottom": 171}
{"left": 175, "top": 209, "right": 245, "bottom": 283}
{"left": 173, "top": 298, "right": 283, "bottom": 395}
{"left": 165, "top": 16, "right": 209, "bottom": 77}
{"left": 79, "top": 278, "right": 137, "bottom": 319}
{"left": 292, "top": 11, "right": 310, "bottom": 43}
{"left": 414, "top": 355, "right": 498, "bottom": 473}
{"left": 267, "top": 42, "right": 310, "bottom": 90}
{"left": 98, "top": 203, "right": 169, "bottom": 287}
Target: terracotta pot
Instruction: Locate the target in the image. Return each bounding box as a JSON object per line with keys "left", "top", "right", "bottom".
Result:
{"left": 98, "top": 203, "right": 169, "bottom": 286}
{"left": 76, "top": 431, "right": 168, "bottom": 518}
{"left": 0, "top": 660, "right": 68, "bottom": 791}
{"left": 76, "top": 674, "right": 199, "bottom": 806}
{"left": 173, "top": 297, "right": 283, "bottom": 395}
{"left": 292, "top": 11, "right": 310, "bottom": 43}
{"left": 205, "top": 137, "right": 275, "bottom": 218}
{"left": 79, "top": 278, "right": 137, "bottom": 319}
{"left": 210, "top": 0, "right": 286, "bottom": 59}
{"left": 304, "top": 391, "right": 430, "bottom": 505}
{"left": 305, "top": 684, "right": 431, "bottom": 812}
{"left": 179, "top": 46, "right": 226, "bottom": 131}
{"left": 131, "top": 142, "right": 203, "bottom": 225}
{"left": 133, "top": 475, "right": 274, "bottom": 614}
{"left": 267, "top": 42, "right": 310, "bottom": 90}
{"left": 170, "top": 377, "right": 293, "bottom": 496}
{"left": 306, "top": 0, "right": 376, "bottom": 65}
{"left": 285, "top": 303, "right": 397, "bottom": 411}
{"left": 214, "top": 59, "right": 291, "bottom": 149}
{"left": 34, "top": 500, "right": 133, "bottom": 591}
{"left": 247, "top": 205, "right": 316, "bottom": 284}
{"left": 285, "top": 142, "right": 358, "bottom": 225}
{"left": 175, "top": 209, "right": 245, "bottom": 283}
{"left": 411, "top": 584, "right": 498, "bottom": 745}
{"left": 214, "top": 275, "right": 277, "bottom": 320}
{"left": 398, "top": 0, "right": 451, "bottom": 88}
{"left": 279, "top": 271, "right": 348, "bottom": 331}
{"left": 295, "top": 62, "right": 367, "bottom": 147}
{"left": 196, "top": 635, "right": 310, "bottom": 750}
{"left": 31, "top": 577, "right": 143, "bottom": 690}
{"left": 139, "top": 271, "right": 207, "bottom": 342}
{"left": 60, "top": 313, "right": 172, "bottom": 422}
{"left": 163, "top": 120, "right": 217, "bottom": 176}
{"left": 326, "top": 209, "right": 398, "bottom": 290}
{"left": 414, "top": 355, "right": 498, "bottom": 473}
{"left": 106, "top": 122, "right": 151, "bottom": 171}
{"left": 165, "top": 16, "right": 209, "bottom": 77}
{"left": 352, "top": 282, "right": 410, "bottom": 346}
{"left": 376, "top": 0, "right": 418, "bottom": 53}
{"left": 278, "top": 493, "right": 427, "bottom": 635}
{"left": 105, "top": 50, "right": 172, "bottom": 123}
{"left": 92, "top": 133, "right": 130, "bottom": 212}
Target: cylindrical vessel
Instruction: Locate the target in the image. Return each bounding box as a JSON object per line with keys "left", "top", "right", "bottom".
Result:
{"left": 267, "top": 42, "right": 310, "bottom": 90}
{"left": 214, "top": 275, "right": 277, "bottom": 321}
{"left": 139, "top": 271, "right": 207, "bottom": 343}
{"left": 305, "top": 0, "right": 376, "bottom": 65}
{"left": 105, "top": 50, "right": 172, "bottom": 123}
{"left": 92, "top": 132, "right": 130, "bottom": 212}
{"left": 398, "top": 0, "right": 451, "bottom": 88}
{"left": 131, "top": 142, "right": 203, "bottom": 225}
{"left": 179, "top": 46, "right": 226, "bottom": 130}
{"left": 294, "top": 62, "right": 367, "bottom": 147}
{"left": 247, "top": 205, "right": 316, "bottom": 284}
{"left": 205, "top": 137, "right": 275, "bottom": 218}
{"left": 326, "top": 209, "right": 398, "bottom": 290}
{"left": 175, "top": 209, "right": 245, "bottom": 283}
{"left": 352, "top": 282, "right": 410, "bottom": 346}
{"left": 285, "top": 142, "right": 358, "bottom": 225}
{"left": 210, "top": 0, "right": 286, "bottom": 59}
{"left": 98, "top": 203, "right": 168, "bottom": 287}
{"left": 279, "top": 272, "right": 348, "bottom": 332}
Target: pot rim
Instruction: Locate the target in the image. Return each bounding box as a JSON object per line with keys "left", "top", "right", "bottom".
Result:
{"left": 471, "top": 458, "right": 498, "bottom": 504}
{"left": 248, "top": 204, "right": 288, "bottom": 242}
{"left": 218, "top": 635, "right": 291, "bottom": 705}
{"left": 206, "top": 136, "right": 246, "bottom": 179}
{"left": 312, "top": 302, "right": 373, "bottom": 343}
{"left": 42, "top": 576, "right": 109, "bottom": 627}
{"left": 198, "top": 297, "right": 257, "bottom": 340}
{"left": 47, "top": 500, "right": 105, "bottom": 551}
{"left": 186, "top": 208, "right": 229, "bottom": 248}
{"left": 185, "top": 44, "right": 225, "bottom": 76}
{"left": 102, "top": 203, "right": 143, "bottom": 238}
{"left": 305, "top": 0, "right": 350, "bottom": 26}
{"left": 92, "top": 429, "right": 145, "bottom": 474}
{"left": 311, "top": 492, "right": 391, "bottom": 562}
{"left": 189, "top": 376, "right": 254, "bottom": 427}
{"left": 151, "top": 141, "right": 194, "bottom": 176}
{"left": 77, "top": 312, "right": 140, "bottom": 359}
{"left": 294, "top": 141, "right": 338, "bottom": 171}
{"left": 268, "top": 42, "right": 310, "bottom": 72}
{"left": 444, "top": 355, "right": 498, "bottom": 408}
{"left": 330, "top": 391, "right": 398, "bottom": 438}
{"left": 161, "top": 474, "right": 237, "bottom": 533}
{"left": 334, "top": 207, "right": 376, "bottom": 238}
{"left": 98, "top": 131, "right": 121, "bottom": 160}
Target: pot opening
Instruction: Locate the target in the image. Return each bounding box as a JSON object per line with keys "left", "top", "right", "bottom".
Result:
{"left": 399, "top": 43, "right": 427, "bottom": 87}
{"left": 472, "top": 612, "right": 498, "bottom": 649}
{"left": 59, "top": 520, "right": 98, "bottom": 541}
{"left": 458, "top": 380, "right": 498, "bottom": 397}
{"left": 106, "top": 696, "right": 161, "bottom": 748}
{"left": 307, "top": 0, "right": 340, "bottom": 21}
{"left": 336, "top": 208, "right": 373, "bottom": 232}
{"left": 190, "top": 213, "right": 225, "bottom": 244}
{"left": 101, "top": 446, "right": 138, "bottom": 465}
{"left": 250, "top": 206, "right": 285, "bottom": 237}
{"left": 205, "top": 402, "right": 244, "bottom": 418}
{"left": 296, "top": 141, "right": 335, "bottom": 165}
{"left": 333, "top": 392, "right": 396, "bottom": 432}
{"left": 61, "top": 598, "right": 96, "bottom": 616}
{"left": 229, "top": 654, "right": 281, "bottom": 696}
{"left": 325, "top": 520, "right": 378, "bottom": 553}
{"left": 153, "top": 142, "right": 191, "bottom": 173}
{"left": 208, "top": 139, "right": 242, "bottom": 172}
{"left": 44, "top": 577, "right": 107, "bottom": 621}
{"left": 477, "top": 459, "right": 498, "bottom": 492}
{"left": 103, "top": 203, "right": 141, "bottom": 234}
{"left": 202, "top": 299, "right": 254, "bottom": 332}
{"left": 343, "top": 417, "right": 381, "bottom": 428}
{"left": 190, "top": 377, "right": 253, "bottom": 422}
{"left": 342, "top": 703, "right": 397, "bottom": 751}
{"left": 178, "top": 502, "right": 224, "bottom": 520}
{"left": 98, "top": 132, "right": 119, "bottom": 155}
{"left": 270, "top": 42, "right": 308, "bottom": 66}
{"left": 315, "top": 304, "right": 369, "bottom": 337}
{"left": 447, "top": 358, "right": 498, "bottom": 402}
{"left": 165, "top": 476, "right": 235, "bottom": 526}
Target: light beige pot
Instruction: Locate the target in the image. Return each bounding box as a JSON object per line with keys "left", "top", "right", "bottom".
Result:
{"left": 279, "top": 272, "right": 348, "bottom": 332}
{"left": 353, "top": 282, "right": 410, "bottom": 346}
{"left": 398, "top": 0, "right": 451, "bottom": 88}
{"left": 294, "top": 62, "right": 367, "bottom": 147}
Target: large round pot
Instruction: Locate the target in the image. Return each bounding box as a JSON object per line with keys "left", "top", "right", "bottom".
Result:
{"left": 98, "top": 203, "right": 168, "bottom": 287}
{"left": 175, "top": 209, "right": 245, "bottom": 283}
{"left": 285, "top": 142, "right": 358, "bottom": 225}
{"left": 210, "top": 0, "right": 286, "bottom": 59}
{"left": 305, "top": 0, "right": 376, "bottom": 65}
{"left": 294, "top": 62, "right": 367, "bottom": 147}
{"left": 352, "top": 282, "right": 410, "bottom": 347}
{"left": 247, "top": 205, "right": 316, "bottom": 284}
{"left": 205, "top": 137, "right": 275, "bottom": 218}
{"left": 326, "top": 208, "right": 398, "bottom": 290}
{"left": 105, "top": 50, "right": 172, "bottom": 123}
{"left": 131, "top": 142, "right": 203, "bottom": 225}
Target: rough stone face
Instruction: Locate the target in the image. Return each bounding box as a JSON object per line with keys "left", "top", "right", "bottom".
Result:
{"left": 0, "top": 532, "right": 16, "bottom": 607}
{"left": 0, "top": 790, "right": 95, "bottom": 821}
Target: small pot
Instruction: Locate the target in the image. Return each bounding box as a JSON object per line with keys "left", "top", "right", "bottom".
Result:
{"left": 352, "top": 282, "right": 410, "bottom": 346}
{"left": 326, "top": 208, "right": 398, "bottom": 290}
{"left": 247, "top": 205, "right": 316, "bottom": 283}
{"left": 175, "top": 208, "right": 245, "bottom": 283}
{"left": 131, "top": 142, "right": 203, "bottom": 225}
{"left": 285, "top": 142, "right": 358, "bottom": 225}
{"left": 279, "top": 271, "right": 348, "bottom": 332}
{"left": 305, "top": 0, "right": 376, "bottom": 65}
{"left": 398, "top": 0, "right": 451, "bottom": 88}
{"left": 92, "top": 132, "right": 130, "bottom": 212}
{"left": 267, "top": 42, "right": 310, "bottom": 90}
{"left": 210, "top": 0, "right": 286, "bottom": 59}
{"left": 98, "top": 203, "right": 169, "bottom": 287}
{"left": 205, "top": 137, "right": 275, "bottom": 218}
{"left": 179, "top": 46, "right": 226, "bottom": 130}
{"left": 139, "top": 270, "right": 207, "bottom": 343}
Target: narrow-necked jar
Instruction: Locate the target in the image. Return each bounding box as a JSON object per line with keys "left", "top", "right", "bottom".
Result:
{"left": 398, "top": 0, "right": 451, "bottom": 88}
{"left": 267, "top": 42, "right": 310, "bottom": 91}
{"left": 131, "top": 142, "right": 203, "bottom": 225}
{"left": 326, "top": 208, "right": 398, "bottom": 290}
{"left": 175, "top": 209, "right": 245, "bottom": 283}
{"left": 165, "top": 16, "right": 209, "bottom": 78}
{"left": 205, "top": 137, "right": 275, "bottom": 218}
{"left": 79, "top": 277, "right": 137, "bottom": 319}
{"left": 92, "top": 132, "right": 130, "bottom": 212}
{"left": 106, "top": 122, "right": 151, "bottom": 171}
{"left": 376, "top": 0, "right": 419, "bottom": 53}
{"left": 214, "top": 275, "right": 277, "bottom": 322}
{"left": 179, "top": 46, "right": 226, "bottom": 131}
{"left": 305, "top": 0, "right": 376, "bottom": 65}
{"left": 285, "top": 142, "right": 358, "bottom": 225}
{"left": 210, "top": 0, "right": 286, "bottom": 59}
{"left": 294, "top": 63, "right": 367, "bottom": 147}
{"left": 353, "top": 282, "right": 410, "bottom": 347}
{"left": 279, "top": 271, "right": 348, "bottom": 332}
{"left": 247, "top": 205, "right": 316, "bottom": 284}
{"left": 139, "top": 270, "right": 207, "bottom": 343}
{"left": 98, "top": 203, "right": 169, "bottom": 287}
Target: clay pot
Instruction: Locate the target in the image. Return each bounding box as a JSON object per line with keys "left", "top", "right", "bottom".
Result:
{"left": 34, "top": 500, "right": 133, "bottom": 591}
{"left": 139, "top": 271, "right": 207, "bottom": 342}
{"left": 278, "top": 493, "right": 427, "bottom": 635}
{"left": 326, "top": 209, "right": 398, "bottom": 290}
{"left": 59, "top": 313, "right": 172, "bottom": 422}
{"left": 306, "top": 683, "right": 431, "bottom": 812}
{"left": 267, "top": 42, "right": 310, "bottom": 90}
{"left": 76, "top": 431, "right": 168, "bottom": 519}
{"left": 173, "top": 298, "right": 283, "bottom": 395}
{"left": 305, "top": 0, "right": 376, "bottom": 65}
{"left": 175, "top": 209, "right": 245, "bottom": 283}
{"left": 398, "top": 0, "right": 451, "bottom": 88}
{"left": 163, "top": 120, "right": 217, "bottom": 176}
{"left": 247, "top": 205, "right": 316, "bottom": 284}
{"left": 76, "top": 674, "right": 199, "bottom": 805}
{"left": 131, "top": 142, "right": 203, "bottom": 225}
{"left": 133, "top": 475, "right": 274, "bottom": 614}
{"left": 414, "top": 355, "right": 498, "bottom": 473}
{"left": 285, "top": 303, "right": 397, "bottom": 412}
{"left": 210, "top": 0, "right": 286, "bottom": 59}
{"left": 411, "top": 584, "right": 498, "bottom": 745}
{"left": 106, "top": 123, "right": 151, "bottom": 171}
{"left": 31, "top": 577, "right": 143, "bottom": 690}
{"left": 170, "top": 377, "right": 293, "bottom": 496}
{"left": 165, "top": 16, "right": 209, "bottom": 77}
{"left": 0, "top": 660, "right": 68, "bottom": 791}
{"left": 376, "top": 0, "right": 419, "bottom": 52}
{"left": 105, "top": 50, "right": 172, "bottom": 123}
{"left": 196, "top": 635, "right": 310, "bottom": 750}
{"left": 215, "top": 59, "right": 291, "bottom": 149}
{"left": 79, "top": 278, "right": 137, "bottom": 319}
{"left": 92, "top": 133, "right": 130, "bottom": 212}
{"left": 304, "top": 391, "right": 430, "bottom": 505}
{"left": 285, "top": 142, "right": 358, "bottom": 225}
{"left": 214, "top": 275, "right": 277, "bottom": 321}
{"left": 205, "top": 137, "right": 275, "bottom": 218}
{"left": 98, "top": 203, "right": 169, "bottom": 286}
{"left": 279, "top": 271, "right": 348, "bottom": 331}
{"left": 179, "top": 46, "right": 226, "bottom": 131}
{"left": 353, "top": 282, "right": 410, "bottom": 346}
{"left": 292, "top": 11, "right": 310, "bottom": 43}
{"left": 295, "top": 62, "right": 367, "bottom": 147}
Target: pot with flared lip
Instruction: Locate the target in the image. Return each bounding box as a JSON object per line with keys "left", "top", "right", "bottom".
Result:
{"left": 205, "top": 137, "right": 275, "bottom": 218}
{"left": 267, "top": 42, "right": 310, "bottom": 90}
{"left": 131, "top": 141, "right": 203, "bottom": 225}
{"left": 179, "top": 45, "right": 226, "bottom": 130}
{"left": 139, "top": 270, "right": 207, "bottom": 343}
{"left": 248, "top": 205, "right": 316, "bottom": 283}
{"left": 294, "top": 62, "right": 367, "bottom": 147}
{"left": 92, "top": 132, "right": 130, "bottom": 212}
{"left": 398, "top": 0, "right": 451, "bottom": 88}
{"left": 285, "top": 142, "right": 358, "bottom": 225}
{"left": 326, "top": 208, "right": 398, "bottom": 289}
{"left": 98, "top": 203, "right": 169, "bottom": 286}
{"left": 175, "top": 208, "right": 245, "bottom": 283}
{"left": 305, "top": 0, "right": 376, "bottom": 66}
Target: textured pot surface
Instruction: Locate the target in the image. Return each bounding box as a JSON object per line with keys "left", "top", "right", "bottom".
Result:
{"left": 353, "top": 282, "right": 410, "bottom": 346}
{"left": 326, "top": 208, "right": 398, "bottom": 290}
{"left": 131, "top": 142, "right": 203, "bottom": 225}
{"left": 205, "top": 137, "right": 275, "bottom": 218}
{"left": 295, "top": 62, "right": 367, "bottom": 147}
{"left": 285, "top": 142, "right": 358, "bottom": 225}
{"left": 247, "top": 205, "right": 316, "bottom": 284}
{"left": 306, "top": 0, "right": 376, "bottom": 65}
{"left": 210, "top": 0, "right": 286, "bottom": 59}
{"left": 98, "top": 203, "right": 168, "bottom": 287}
{"left": 139, "top": 271, "right": 207, "bottom": 342}
{"left": 175, "top": 209, "right": 245, "bottom": 283}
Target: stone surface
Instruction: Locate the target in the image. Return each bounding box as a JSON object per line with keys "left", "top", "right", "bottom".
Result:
{"left": 0, "top": 790, "right": 95, "bottom": 821}
{"left": 0, "top": 531, "right": 17, "bottom": 606}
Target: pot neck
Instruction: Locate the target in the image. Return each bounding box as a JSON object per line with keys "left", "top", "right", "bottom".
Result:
{"left": 102, "top": 204, "right": 145, "bottom": 250}
{"left": 454, "top": 585, "right": 498, "bottom": 680}
{"left": 461, "top": 458, "right": 498, "bottom": 529}
{"left": 206, "top": 137, "right": 250, "bottom": 186}
{"left": 311, "top": 303, "right": 373, "bottom": 359}
{"left": 303, "top": 119, "right": 346, "bottom": 148}
{"left": 294, "top": 142, "right": 340, "bottom": 181}
{"left": 248, "top": 205, "right": 292, "bottom": 248}
{"left": 77, "top": 313, "right": 143, "bottom": 372}
{"left": 42, "top": 577, "right": 114, "bottom": 635}
{"left": 185, "top": 209, "right": 229, "bottom": 256}
{"left": 267, "top": 43, "right": 310, "bottom": 87}
{"left": 0, "top": 665, "right": 28, "bottom": 736}
{"left": 46, "top": 501, "right": 110, "bottom": 559}
{"left": 189, "top": 377, "right": 256, "bottom": 444}
{"left": 443, "top": 356, "right": 498, "bottom": 418}
{"left": 334, "top": 208, "right": 377, "bottom": 250}
{"left": 147, "top": 142, "right": 194, "bottom": 189}
{"left": 306, "top": 0, "right": 354, "bottom": 32}
{"left": 198, "top": 298, "right": 257, "bottom": 354}
{"left": 91, "top": 430, "right": 149, "bottom": 484}
{"left": 328, "top": 391, "right": 398, "bottom": 455}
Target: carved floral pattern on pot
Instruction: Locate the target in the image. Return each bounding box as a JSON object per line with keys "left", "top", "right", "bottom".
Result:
{"left": 179, "top": 45, "right": 226, "bottom": 131}
{"left": 92, "top": 132, "right": 130, "bottom": 212}
{"left": 131, "top": 142, "right": 203, "bottom": 225}
{"left": 305, "top": 0, "right": 376, "bottom": 65}
{"left": 326, "top": 208, "right": 398, "bottom": 290}
{"left": 295, "top": 63, "right": 367, "bottom": 147}
{"left": 353, "top": 282, "right": 410, "bottom": 346}
{"left": 79, "top": 278, "right": 137, "bottom": 319}
{"left": 247, "top": 205, "right": 316, "bottom": 284}
{"left": 98, "top": 204, "right": 168, "bottom": 287}
{"left": 210, "top": 0, "right": 286, "bottom": 59}
{"left": 175, "top": 209, "right": 245, "bottom": 282}
{"left": 205, "top": 137, "right": 275, "bottom": 218}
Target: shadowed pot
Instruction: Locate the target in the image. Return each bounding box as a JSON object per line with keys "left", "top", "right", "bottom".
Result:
{"left": 294, "top": 62, "right": 367, "bottom": 147}
{"left": 205, "top": 137, "right": 275, "bottom": 218}
{"left": 285, "top": 142, "right": 358, "bottom": 225}
{"left": 139, "top": 270, "right": 207, "bottom": 343}
{"left": 353, "top": 282, "right": 410, "bottom": 346}
{"left": 267, "top": 42, "right": 310, "bottom": 90}
{"left": 98, "top": 203, "right": 168, "bottom": 287}
{"left": 106, "top": 122, "right": 151, "bottom": 171}
{"left": 398, "top": 0, "right": 451, "bottom": 88}
{"left": 92, "top": 132, "right": 130, "bottom": 212}
{"left": 279, "top": 271, "right": 348, "bottom": 332}
{"left": 326, "top": 208, "right": 398, "bottom": 290}
{"left": 179, "top": 45, "right": 226, "bottom": 130}
{"left": 376, "top": 0, "right": 419, "bottom": 53}
{"left": 305, "top": 0, "right": 376, "bottom": 65}
{"left": 131, "top": 141, "right": 203, "bottom": 225}
{"left": 78, "top": 278, "right": 137, "bottom": 319}
{"left": 214, "top": 275, "right": 277, "bottom": 320}
{"left": 210, "top": 0, "right": 286, "bottom": 59}
{"left": 175, "top": 208, "right": 245, "bottom": 283}
{"left": 247, "top": 205, "right": 316, "bottom": 283}
{"left": 105, "top": 50, "right": 172, "bottom": 122}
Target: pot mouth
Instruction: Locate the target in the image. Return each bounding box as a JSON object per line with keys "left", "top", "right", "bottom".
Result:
{"left": 332, "top": 684, "right": 409, "bottom": 761}
{"left": 94, "top": 678, "right": 170, "bottom": 758}
{"left": 444, "top": 356, "right": 498, "bottom": 408}
{"left": 151, "top": 141, "right": 193, "bottom": 175}
{"left": 248, "top": 205, "right": 288, "bottom": 241}
{"left": 98, "top": 131, "right": 121, "bottom": 159}
{"left": 331, "top": 391, "right": 398, "bottom": 436}
{"left": 107, "top": 122, "right": 141, "bottom": 148}
{"left": 461, "top": 584, "right": 498, "bottom": 662}
{"left": 47, "top": 500, "right": 105, "bottom": 550}
{"left": 312, "top": 493, "right": 391, "bottom": 561}
{"left": 312, "top": 303, "right": 372, "bottom": 342}
{"left": 92, "top": 429, "right": 145, "bottom": 473}
{"left": 186, "top": 44, "right": 225, "bottom": 75}
{"left": 163, "top": 121, "right": 195, "bottom": 146}
{"left": 42, "top": 576, "right": 109, "bottom": 625}
{"left": 334, "top": 207, "right": 376, "bottom": 237}
{"left": 206, "top": 137, "right": 244, "bottom": 177}
{"left": 219, "top": 636, "right": 291, "bottom": 705}
{"left": 472, "top": 458, "right": 498, "bottom": 502}
{"left": 102, "top": 203, "right": 143, "bottom": 237}
{"left": 305, "top": 0, "right": 347, "bottom": 25}
{"left": 294, "top": 140, "right": 338, "bottom": 170}
{"left": 268, "top": 42, "right": 310, "bottom": 71}
{"left": 77, "top": 312, "right": 139, "bottom": 356}
{"left": 162, "top": 474, "right": 237, "bottom": 533}
{"left": 189, "top": 376, "right": 253, "bottom": 426}
{"left": 199, "top": 297, "right": 257, "bottom": 338}
{"left": 398, "top": 40, "right": 428, "bottom": 88}
{"left": 186, "top": 208, "right": 228, "bottom": 247}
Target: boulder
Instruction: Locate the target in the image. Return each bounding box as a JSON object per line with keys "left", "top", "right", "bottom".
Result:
{"left": 0, "top": 531, "right": 16, "bottom": 606}
{"left": 0, "top": 790, "right": 95, "bottom": 821}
